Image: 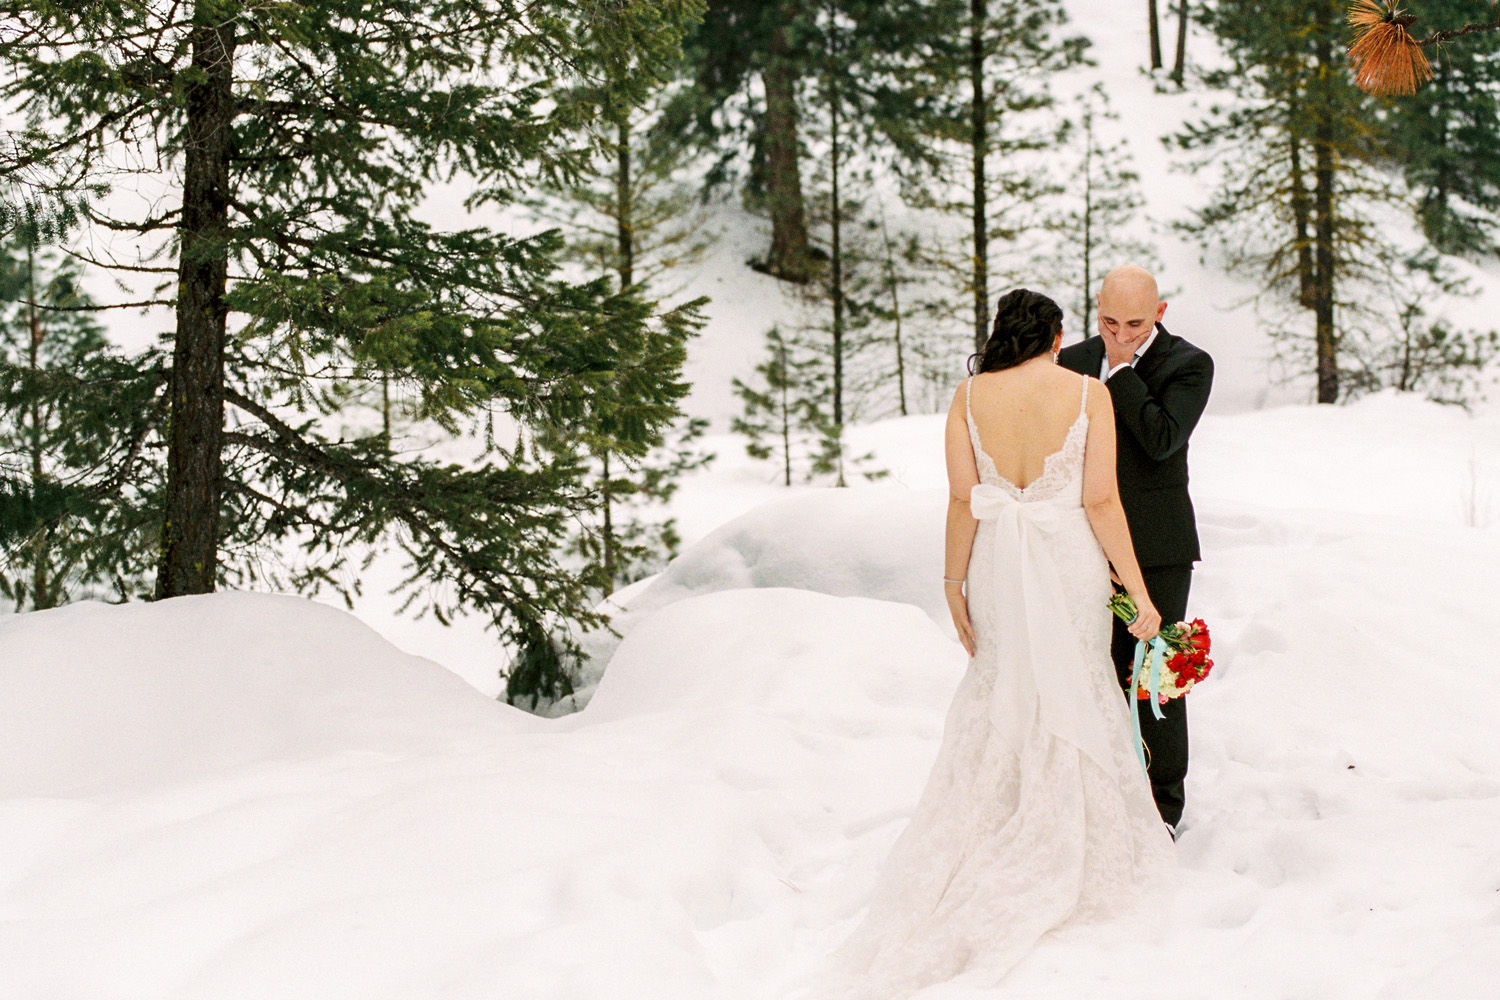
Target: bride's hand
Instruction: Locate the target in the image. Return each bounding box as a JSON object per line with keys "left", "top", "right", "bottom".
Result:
{"left": 945, "top": 584, "right": 976, "bottom": 657}
{"left": 1126, "top": 599, "right": 1161, "bottom": 642}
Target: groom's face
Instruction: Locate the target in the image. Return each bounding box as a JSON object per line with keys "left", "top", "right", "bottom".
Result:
{"left": 1096, "top": 286, "right": 1167, "bottom": 354}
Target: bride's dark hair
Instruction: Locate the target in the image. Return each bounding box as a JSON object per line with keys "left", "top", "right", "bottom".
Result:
{"left": 967, "top": 288, "right": 1063, "bottom": 374}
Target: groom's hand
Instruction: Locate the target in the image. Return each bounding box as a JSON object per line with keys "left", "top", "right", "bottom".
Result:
{"left": 1105, "top": 341, "right": 1138, "bottom": 371}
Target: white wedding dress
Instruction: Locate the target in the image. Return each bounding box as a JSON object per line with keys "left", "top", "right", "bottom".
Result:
{"left": 807, "top": 376, "right": 1174, "bottom": 999}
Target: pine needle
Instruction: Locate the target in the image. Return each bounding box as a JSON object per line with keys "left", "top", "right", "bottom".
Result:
{"left": 1347, "top": 0, "right": 1432, "bottom": 96}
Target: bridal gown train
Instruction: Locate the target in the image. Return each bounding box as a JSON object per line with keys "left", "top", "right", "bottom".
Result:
{"left": 807, "top": 376, "right": 1173, "bottom": 1000}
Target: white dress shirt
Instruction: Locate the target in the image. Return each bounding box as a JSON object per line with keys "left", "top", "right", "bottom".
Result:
{"left": 1100, "top": 327, "right": 1159, "bottom": 381}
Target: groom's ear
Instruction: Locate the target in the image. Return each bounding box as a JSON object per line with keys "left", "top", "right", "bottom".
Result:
{"left": 1156, "top": 300, "right": 1168, "bottom": 323}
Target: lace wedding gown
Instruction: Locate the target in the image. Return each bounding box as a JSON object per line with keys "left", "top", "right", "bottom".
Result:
{"left": 806, "top": 376, "right": 1173, "bottom": 999}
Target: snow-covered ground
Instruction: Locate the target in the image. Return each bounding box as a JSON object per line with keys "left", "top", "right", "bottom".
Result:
{"left": 3, "top": 388, "right": 1499, "bottom": 998}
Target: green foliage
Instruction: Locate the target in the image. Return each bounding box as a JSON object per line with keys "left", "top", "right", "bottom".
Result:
{"left": 674, "top": 0, "right": 812, "bottom": 191}
{"left": 517, "top": 45, "right": 715, "bottom": 680}
{"left": 732, "top": 325, "right": 883, "bottom": 486}
{"left": 1380, "top": 0, "right": 1500, "bottom": 254}
{"left": 0, "top": 0, "right": 707, "bottom": 655}
{"left": 0, "top": 235, "right": 158, "bottom": 609}
{"left": 876, "top": 0, "right": 1088, "bottom": 351}
{"left": 1040, "top": 85, "right": 1160, "bottom": 334}
{"left": 1174, "top": 0, "right": 1393, "bottom": 400}
{"left": 1310, "top": 251, "right": 1499, "bottom": 405}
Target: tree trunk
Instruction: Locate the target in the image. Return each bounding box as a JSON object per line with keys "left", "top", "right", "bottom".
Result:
{"left": 616, "top": 118, "right": 634, "bottom": 291}
{"left": 600, "top": 450, "right": 615, "bottom": 593}
{"left": 25, "top": 242, "right": 54, "bottom": 610}
{"left": 778, "top": 340, "right": 792, "bottom": 487}
{"left": 1082, "top": 110, "right": 1095, "bottom": 334}
{"left": 381, "top": 375, "right": 391, "bottom": 438}
{"left": 1312, "top": 14, "right": 1338, "bottom": 405}
{"left": 157, "top": 10, "right": 234, "bottom": 598}
{"left": 1428, "top": 60, "right": 1453, "bottom": 248}
{"left": 1313, "top": 140, "right": 1337, "bottom": 403}
{"left": 1148, "top": 0, "right": 1163, "bottom": 70}
{"left": 970, "top": 0, "right": 989, "bottom": 356}
{"left": 827, "top": 36, "right": 844, "bottom": 430}
{"left": 1171, "top": 0, "right": 1188, "bottom": 83}
{"left": 878, "top": 207, "right": 908, "bottom": 417}
{"left": 599, "top": 117, "right": 633, "bottom": 595}
{"left": 1289, "top": 128, "right": 1316, "bottom": 310}
{"left": 762, "top": 11, "right": 811, "bottom": 284}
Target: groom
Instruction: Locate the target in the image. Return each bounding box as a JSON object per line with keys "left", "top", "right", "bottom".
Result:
{"left": 1058, "top": 265, "right": 1213, "bottom": 835}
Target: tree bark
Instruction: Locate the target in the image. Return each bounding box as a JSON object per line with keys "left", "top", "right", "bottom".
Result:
{"left": 878, "top": 208, "right": 908, "bottom": 417}
{"left": 600, "top": 450, "right": 615, "bottom": 593}
{"left": 599, "top": 117, "right": 633, "bottom": 594}
{"left": 616, "top": 118, "right": 634, "bottom": 291}
{"left": 778, "top": 339, "right": 792, "bottom": 487}
{"left": 1171, "top": 0, "right": 1188, "bottom": 83}
{"left": 828, "top": 43, "right": 844, "bottom": 428}
{"left": 970, "top": 0, "right": 989, "bottom": 355}
{"left": 1082, "top": 111, "right": 1095, "bottom": 334}
{"left": 1312, "top": 14, "right": 1338, "bottom": 404}
{"left": 25, "top": 242, "right": 54, "bottom": 610}
{"left": 157, "top": 9, "right": 234, "bottom": 598}
{"left": 762, "top": 10, "right": 811, "bottom": 284}
{"left": 1148, "top": 0, "right": 1163, "bottom": 70}
{"left": 1289, "top": 127, "right": 1316, "bottom": 310}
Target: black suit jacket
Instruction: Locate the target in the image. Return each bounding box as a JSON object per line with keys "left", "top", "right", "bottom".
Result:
{"left": 1057, "top": 324, "right": 1213, "bottom": 568}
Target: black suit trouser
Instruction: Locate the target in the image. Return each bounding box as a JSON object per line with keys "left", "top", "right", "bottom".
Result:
{"left": 1110, "top": 564, "right": 1192, "bottom": 828}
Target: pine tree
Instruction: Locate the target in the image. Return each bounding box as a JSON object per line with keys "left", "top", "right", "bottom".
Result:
{"left": 732, "top": 325, "right": 882, "bottom": 486}
{"left": 1324, "top": 250, "right": 1498, "bottom": 403}
{"left": 0, "top": 0, "right": 706, "bottom": 651}
{"left": 1345, "top": 1, "right": 1500, "bottom": 96}
{"left": 679, "top": 0, "right": 817, "bottom": 282}
{"left": 872, "top": 204, "right": 916, "bottom": 417}
{"left": 1042, "top": 86, "right": 1160, "bottom": 335}
{"left": 733, "top": 327, "right": 811, "bottom": 487}
{"left": 524, "top": 46, "right": 714, "bottom": 603}
{"left": 1176, "top": 0, "right": 1391, "bottom": 402}
{"left": 1380, "top": 0, "right": 1500, "bottom": 254}
{"left": 0, "top": 233, "right": 157, "bottom": 609}
{"left": 878, "top": 0, "right": 1088, "bottom": 355}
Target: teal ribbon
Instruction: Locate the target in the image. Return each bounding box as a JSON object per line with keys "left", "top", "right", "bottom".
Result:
{"left": 1128, "top": 636, "right": 1170, "bottom": 778}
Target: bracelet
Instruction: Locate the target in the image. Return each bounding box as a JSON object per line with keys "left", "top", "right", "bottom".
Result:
{"left": 943, "top": 577, "right": 965, "bottom": 585}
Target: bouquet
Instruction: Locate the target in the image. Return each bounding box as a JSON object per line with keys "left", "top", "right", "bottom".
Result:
{"left": 1107, "top": 593, "right": 1214, "bottom": 703}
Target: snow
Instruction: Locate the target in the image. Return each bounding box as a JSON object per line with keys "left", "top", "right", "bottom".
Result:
{"left": 5, "top": 387, "right": 1500, "bottom": 997}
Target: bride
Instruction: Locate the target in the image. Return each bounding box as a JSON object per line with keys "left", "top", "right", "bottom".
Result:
{"left": 806, "top": 288, "right": 1175, "bottom": 999}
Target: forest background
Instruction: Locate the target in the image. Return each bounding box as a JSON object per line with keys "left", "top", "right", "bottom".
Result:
{"left": 4, "top": 0, "right": 1500, "bottom": 703}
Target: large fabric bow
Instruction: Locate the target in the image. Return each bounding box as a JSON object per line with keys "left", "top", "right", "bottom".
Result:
{"left": 968, "top": 483, "right": 1114, "bottom": 771}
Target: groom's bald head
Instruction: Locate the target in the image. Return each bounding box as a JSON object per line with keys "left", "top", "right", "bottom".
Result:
{"left": 1097, "top": 265, "right": 1167, "bottom": 352}
{"left": 1100, "top": 265, "right": 1159, "bottom": 303}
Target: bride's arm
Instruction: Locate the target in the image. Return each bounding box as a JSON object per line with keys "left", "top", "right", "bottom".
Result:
{"left": 1081, "top": 378, "right": 1162, "bottom": 641}
{"left": 944, "top": 384, "right": 979, "bottom": 656}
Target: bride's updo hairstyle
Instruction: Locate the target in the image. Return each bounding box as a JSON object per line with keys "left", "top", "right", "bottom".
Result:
{"left": 968, "top": 288, "right": 1063, "bottom": 374}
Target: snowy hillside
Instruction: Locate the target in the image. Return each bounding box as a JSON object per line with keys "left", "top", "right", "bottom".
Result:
{"left": 3, "top": 385, "right": 1499, "bottom": 998}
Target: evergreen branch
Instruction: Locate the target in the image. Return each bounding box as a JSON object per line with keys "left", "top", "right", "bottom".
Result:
{"left": 0, "top": 100, "right": 156, "bottom": 178}
{"left": 64, "top": 246, "right": 177, "bottom": 274}
{"left": 25, "top": 298, "right": 173, "bottom": 312}
{"left": 219, "top": 466, "right": 366, "bottom": 535}
{"left": 1416, "top": 15, "right": 1500, "bottom": 46}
